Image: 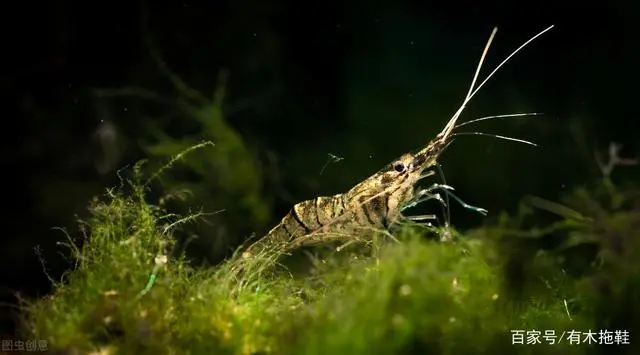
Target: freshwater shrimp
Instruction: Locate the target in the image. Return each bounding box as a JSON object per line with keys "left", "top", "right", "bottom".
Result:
{"left": 242, "top": 25, "right": 554, "bottom": 259}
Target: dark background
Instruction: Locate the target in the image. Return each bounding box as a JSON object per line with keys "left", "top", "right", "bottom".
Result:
{"left": 2, "top": 0, "right": 638, "bottom": 336}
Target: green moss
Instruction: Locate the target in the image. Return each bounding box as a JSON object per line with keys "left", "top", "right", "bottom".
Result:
{"left": 21, "top": 151, "right": 639, "bottom": 355}
{"left": 288, "top": 234, "right": 589, "bottom": 355}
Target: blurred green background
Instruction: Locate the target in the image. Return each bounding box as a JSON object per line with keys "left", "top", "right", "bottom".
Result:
{"left": 2, "top": 0, "right": 638, "bottom": 337}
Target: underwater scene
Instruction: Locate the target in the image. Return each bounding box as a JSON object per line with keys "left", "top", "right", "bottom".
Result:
{"left": 3, "top": 1, "right": 638, "bottom": 354}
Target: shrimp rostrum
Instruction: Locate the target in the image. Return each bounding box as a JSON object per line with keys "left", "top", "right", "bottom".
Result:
{"left": 242, "top": 25, "right": 554, "bottom": 259}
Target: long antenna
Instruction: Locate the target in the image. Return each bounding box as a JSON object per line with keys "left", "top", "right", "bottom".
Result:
{"left": 440, "top": 25, "right": 555, "bottom": 141}
{"left": 441, "top": 27, "right": 498, "bottom": 140}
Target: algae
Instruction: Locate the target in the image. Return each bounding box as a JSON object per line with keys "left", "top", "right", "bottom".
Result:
{"left": 20, "top": 144, "right": 640, "bottom": 355}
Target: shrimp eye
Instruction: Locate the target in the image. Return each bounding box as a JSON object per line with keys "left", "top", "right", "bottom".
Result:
{"left": 393, "top": 162, "right": 406, "bottom": 173}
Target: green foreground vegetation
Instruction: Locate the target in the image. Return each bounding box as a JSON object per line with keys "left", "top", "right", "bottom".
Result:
{"left": 20, "top": 153, "right": 640, "bottom": 355}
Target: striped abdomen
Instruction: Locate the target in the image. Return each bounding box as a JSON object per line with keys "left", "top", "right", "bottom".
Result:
{"left": 242, "top": 194, "right": 354, "bottom": 257}
{"left": 242, "top": 190, "right": 395, "bottom": 257}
